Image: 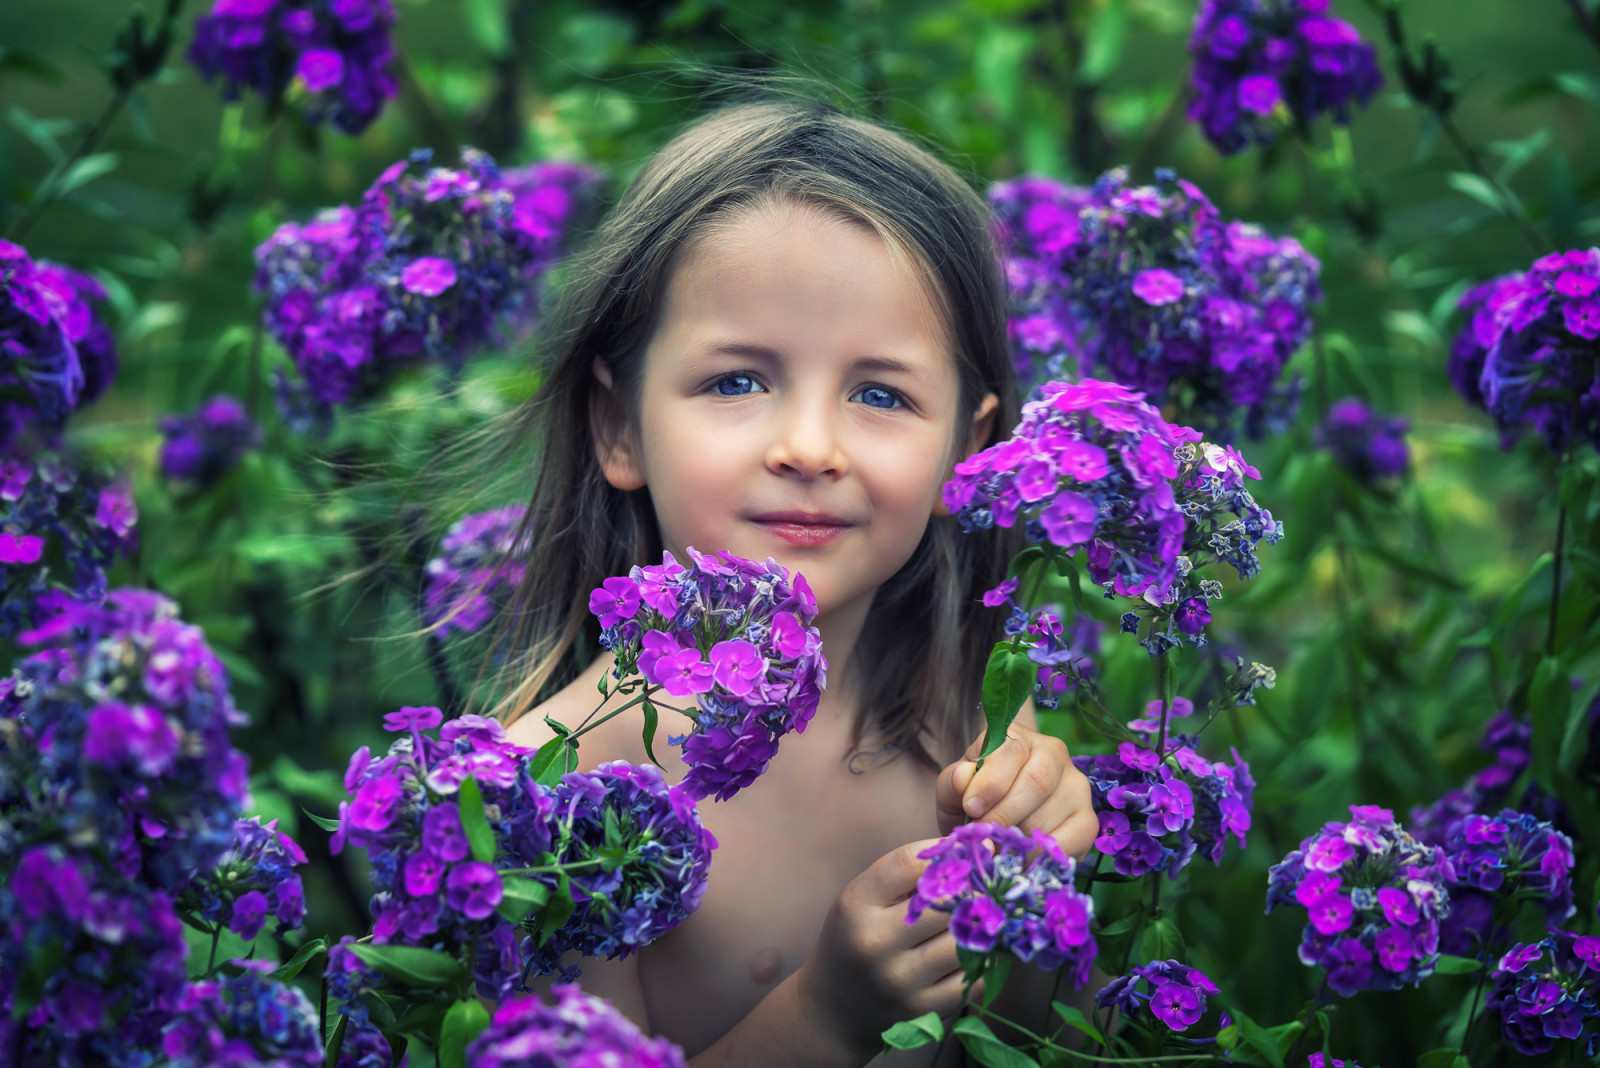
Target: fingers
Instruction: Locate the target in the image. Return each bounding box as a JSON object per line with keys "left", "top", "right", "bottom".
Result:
{"left": 934, "top": 759, "right": 978, "bottom": 835}
{"left": 964, "top": 732, "right": 1071, "bottom": 827}
{"left": 853, "top": 838, "right": 943, "bottom": 908}
{"left": 1048, "top": 791, "right": 1102, "bottom": 861}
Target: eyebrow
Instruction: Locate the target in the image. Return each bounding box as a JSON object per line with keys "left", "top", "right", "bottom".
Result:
{"left": 704, "top": 342, "right": 919, "bottom": 378}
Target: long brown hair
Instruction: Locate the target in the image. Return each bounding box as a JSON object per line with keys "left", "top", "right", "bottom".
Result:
{"left": 471, "top": 98, "right": 1021, "bottom": 768}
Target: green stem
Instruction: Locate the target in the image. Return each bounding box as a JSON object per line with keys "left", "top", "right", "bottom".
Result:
{"left": 1434, "top": 112, "right": 1548, "bottom": 256}
{"left": 1283, "top": 975, "right": 1329, "bottom": 1067}
{"left": 496, "top": 857, "right": 605, "bottom": 877}
{"left": 1154, "top": 654, "right": 1174, "bottom": 761}
{"left": 966, "top": 999, "right": 1218, "bottom": 1064}
{"left": 1547, "top": 403, "right": 1578, "bottom": 659}
{"left": 568, "top": 686, "right": 666, "bottom": 742}
{"left": 207, "top": 926, "right": 222, "bottom": 974}
{"left": 8, "top": 88, "right": 131, "bottom": 242}
{"left": 1461, "top": 963, "right": 1490, "bottom": 1059}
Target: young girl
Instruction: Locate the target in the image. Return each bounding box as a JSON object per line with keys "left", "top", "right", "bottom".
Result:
{"left": 493, "top": 100, "right": 1099, "bottom": 1065}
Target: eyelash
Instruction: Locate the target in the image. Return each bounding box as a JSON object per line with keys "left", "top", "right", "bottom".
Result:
{"left": 706, "top": 374, "right": 908, "bottom": 411}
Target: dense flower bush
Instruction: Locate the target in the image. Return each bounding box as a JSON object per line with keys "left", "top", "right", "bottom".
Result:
{"left": 255, "top": 149, "right": 597, "bottom": 418}
{"left": 464, "top": 984, "right": 689, "bottom": 1068}
{"left": 906, "top": 822, "right": 1099, "bottom": 988}
{"left": 187, "top": 0, "right": 399, "bottom": 135}
{"left": 591, "top": 547, "right": 827, "bottom": 801}
{"left": 158, "top": 394, "right": 262, "bottom": 491}
{"left": 423, "top": 505, "right": 530, "bottom": 637}
{"left": 0, "top": 454, "right": 138, "bottom": 636}
{"left": 1266, "top": 805, "right": 1454, "bottom": 997}
{"left": 1450, "top": 248, "right": 1600, "bottom": 454}
{"left": 1315, "top": 397, "right": 1410, "bottom": 484}
{"left": 1075, "top": 700, "right": 1255, "bottom": 878}
{"left": 1488, "top": 928, "right": 1600, "bottom": 1056}
{"left": 1, "top": 240, "right": 117, "bottom": 451}
{"left": 523, "top": 761, "right": 716, "bottom": 981}
{"left": 160, "top": 960, "right": 324, "bottom": 1068}
{"left": 1187, "top": 0, "right": 1383, "bottom": 155}
{"left": 986, "top": 170, "right": 1321, "bottom": 436}
{"left": 1096, "top": 959, "right": 1221, "bottom": 1031}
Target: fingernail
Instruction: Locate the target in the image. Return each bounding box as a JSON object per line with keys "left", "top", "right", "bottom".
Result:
{"left": 964, "top": 796, "right": 987, "bottom": 818}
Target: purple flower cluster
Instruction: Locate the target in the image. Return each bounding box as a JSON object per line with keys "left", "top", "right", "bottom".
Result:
{"left": 1410, "top": 711, "right": 1561, "bottom": 842}
{"left": 1450, "top": 249, "right": 1600, "bottom": 453}
{"left": 1489, "top": 929, "right": 1600, "bottom": 1057}
{"left": 335, "top": 1022, "right": 396, "bottom": 1068}
{"left": 991, "top": 599, "right": 1101, "bottom": 711}
{"left": 1, "top": 240, "right": 118, "bottom": 451}
{"left": 1307, "top": 1057, "right": 1370, "bottom": 1068}
{"left": 464, "top": 984, "right": 689, "bottom": 1068}
{"left": 329, "top": 706, "right": 550, "bottom": 1003}
{"left": 0, "top": 845, "right": 190, "bottom": 1066}
{"left": 423, "top": 505, "right": 530, "bottom": 637}
{"left": 1266, "top": 805, "right": 1453, "bottom": 997}
{"left": 1, "top": 589, "right": 251, "bottom": 892}
{"left": 524, "top": 761, "right": 716, "bottom": 981}
{"left": 1096, "top": 960, "right": 1220, "bottom": 1031}
{"left": 1187, "top": 0, "right": 1383, "bottom": 155}
{"left": 160, "top": 959, "right": 323, "bottom": 1067}
{"left": 255, "top": 149, "right": 597, "bottom": 417}
{"left": 159, "top": 394, "right": 262, "bottom": 491}
{"left": 591, "top": 548, "right": 827, "bottom": 801}
{"left": 187, "top": 0, "right": 399, "bottom": 135}
{"left": 0, "top": 454, "right": 139, "bottom": 637}
{"left": 1315, "top": 397, "right": 1410, "bottom": 484}
{"left": 178, "top": 817, "right": 309, "bottom": 942}
{"left": 1433, "top": 809, "right": 1575, "bottom": 960}
{"left": 906, "top": 823, "right": 1099, "bottom": 987}
{"left": 987, "top": 170, "right": 1320, "bottom": 435}
{"left": 1075, "top": 701, "right": 1254, "bottom": 878}
{"left": 949, "top": 380, "right": 1282, "bottom": 657}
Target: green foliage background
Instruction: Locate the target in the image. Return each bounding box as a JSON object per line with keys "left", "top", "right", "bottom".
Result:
{"left": 4, "top": 0, "right": 1600, "bottom": 1062}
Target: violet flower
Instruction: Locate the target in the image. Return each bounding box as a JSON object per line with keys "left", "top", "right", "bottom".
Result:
{"left": 160, "top": 960, "right": 322, "bottom": 1068}
{"left": 423, "top": 505, "right": 530, "bottom": 637}
{"left": 591, "top": 547, "right": 827, "bottom": 801}
{"left": 159, "top": 394, "right": 262, "bottom": 491}
{"left": 906, "top": 822, "right": 1099, "bottom": 988}
{"left": 178, "top": 817, "right": 310, "bottom": 942}
{"left": 1187, "top": 0, "right": 1383, "bottom": 155}
{"left": 1315, "top": 397, "right": 1410, "bottom": 485}
{"left": 1433, "top": 809, "right": 1575, "bottom": 959}
{"left": 1096, "top": 959, "right": 1221, "bottom": 1032}
{"left": 187, "top": 0, "right": 399, "bottom": 135}
{"left": 1266, "top": 805, "right": 1454, "bottom": 997}
{"left": 464, "top": 984, "right": 688, "bottom": 1068}
{"left": 986, "top": 170, "right": 1320, "bottom": 436}
{"left": 1487, "top": 928, "right": 1600, "bottom": 1057}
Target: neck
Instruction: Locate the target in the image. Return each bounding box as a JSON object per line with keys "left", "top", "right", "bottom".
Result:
{"left": 805, "top": 589, "right": 875, "bottom": 728}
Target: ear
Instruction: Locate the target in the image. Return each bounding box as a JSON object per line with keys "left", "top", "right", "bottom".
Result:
{"left": 590, "top": 359, "right": 646, "bottom": 491}
{"left": 932, "top": 392, "right": 1000, "bottom": 518}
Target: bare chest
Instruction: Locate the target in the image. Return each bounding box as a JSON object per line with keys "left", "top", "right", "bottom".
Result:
{"left": 637, "top": 727, "right": 942, "bottom": 1057}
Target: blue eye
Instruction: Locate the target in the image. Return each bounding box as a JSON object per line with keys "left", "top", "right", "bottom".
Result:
{"left": 852, "top": 385, "right": 902, "bottom": 410}
{"left": 712, "top": 374, "right": 764, "bottom": 396}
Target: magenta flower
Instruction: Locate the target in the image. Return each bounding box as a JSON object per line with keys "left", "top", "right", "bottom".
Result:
{"left": 399, "top": 256, "right": 458, "bottom": 297}
{"left": 1097, "top": 960, "right": 1220, "bottom": 1034}
{"left": 296, "top": 47, "right": 345, "bottom": 91}
{"left": 445, "top": 861, "right": 503, "bottom": 921}
{"left": 384, "top": 704, "right": 444, "bottom": 732}
{"left": 589, "top": 575, "right": 641, "bottom": 628}
{"left": 0, "top": 532, "right": 43, "bottom": 563}
{"left": 422, "top": 802, "right": 470, "bottom": 862}
{"left": 1132, "top": 268, "right": 1185, "bottom": 305}
{"left": 348, "top": 775, "right": 402, "bottom": 832}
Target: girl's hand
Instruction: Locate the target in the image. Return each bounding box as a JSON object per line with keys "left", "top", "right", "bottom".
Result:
{"left": 934, "top": 722, "right": 1098, "bottom": 859}
{"left": 793, "top": 840, "right": 978, "bottom": 1062}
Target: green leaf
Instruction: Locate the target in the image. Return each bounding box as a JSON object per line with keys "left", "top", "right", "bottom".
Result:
{"left": 457, "top": 777, "right": 496, "bottom": 864}
{"left": 530, "top": 735, "right": 570, "bottom": 788}
{"left": 323, "top": 1014, "right": 349, "bottom": 1068}
{"left": 881, "top": 1011, "right": 945, "bottom": 1051}
{"left": 1051, "top": 1002, "right": 1106, "bottom": 1045}
{"left": 1529, "top": 654, "right": 1570, "bottom": 791}
{"left": 1433, "top": 954, "right": 1483, "bottom": 975}
{"left": 1140, "top": 915, "right": 1186, "bottom": 964}
{"left": 348, "top": 944, "right": 465, "bottom": 988}
{"left": 1079, "top": 0, "right": 1128, "bottom": 84}
{"left": 1417, "top": 1050, "right": 1470, "bottom": 1068}
{"left": 1446, "top": 172, "right": 1515, "bottom": 217}
{"left": 979, "top": 642, "right": 1035, "bottom": 760}
{"left": 56, "top": 151, "right": 118, "bottom": 196}
{"left": 271, "top": 754, "right": 346, "bottom": 807}
{"left": 535, "top": 872, "right": 576, "bottom": 948}
{"left": 438, "top": 999, "right": 492, "bottom": 1068}
{"left": 973, "top": 24, "right": 1031, "bottom": 120}
{"left": 462, "top": 0, "right": 510, "bottom": 57}
{"left": 496, "top": 876, "right": 551, "bottom": 924}
{"left": 982, "top": 955, "right": 1011, "bottom": 1007}
{"left": 1234, "top": 1010, "right": 1286, "bottom": 1068}
{"left": 953, "top": 1016, "right": 1037, "bottom": 1068}
{"left": 301, "top": 807, "right": 340, "bottom": 833}
{"left": 1052, "top": 551, "right": 1085, "bottom": 610}
{"left": 270, "top": 938, "right": 326, "bottom": 981}
{"left": 641, "top": 700, "right": 663, "bottom": 767}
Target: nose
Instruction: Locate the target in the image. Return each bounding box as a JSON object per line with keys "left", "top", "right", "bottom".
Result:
{"left": 765, "top": 394, "right": 848, "bottom": 480}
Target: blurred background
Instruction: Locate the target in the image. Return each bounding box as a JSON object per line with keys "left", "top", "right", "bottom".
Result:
{"left": 3, "top": 0, "right": 1599, "bottom": 1061}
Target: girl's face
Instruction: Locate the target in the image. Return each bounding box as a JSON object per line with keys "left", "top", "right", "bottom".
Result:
{"left": 596, "top": 200, "right": 994, "bottom": 625}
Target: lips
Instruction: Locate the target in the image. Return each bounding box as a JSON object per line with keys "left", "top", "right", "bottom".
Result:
{"left": 748, "top": 510, "right": 853, "bottom": 548}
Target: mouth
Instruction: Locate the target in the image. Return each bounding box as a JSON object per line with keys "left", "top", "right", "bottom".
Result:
{"left": 748, "top": 511, "right": 853, "bottom": 548}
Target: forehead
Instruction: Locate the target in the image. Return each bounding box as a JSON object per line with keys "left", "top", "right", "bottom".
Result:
{"left": 660, "top": 199, "right": 954, "bottom": 353}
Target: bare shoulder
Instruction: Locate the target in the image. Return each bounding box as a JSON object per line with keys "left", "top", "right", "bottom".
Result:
{"left": 502, "top": 653, "right": 673, "bottom": 778}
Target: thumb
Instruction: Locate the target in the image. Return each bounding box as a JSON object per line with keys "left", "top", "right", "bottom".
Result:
{"left": 936, "top": 759, "right": 980, "bottom": 834}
